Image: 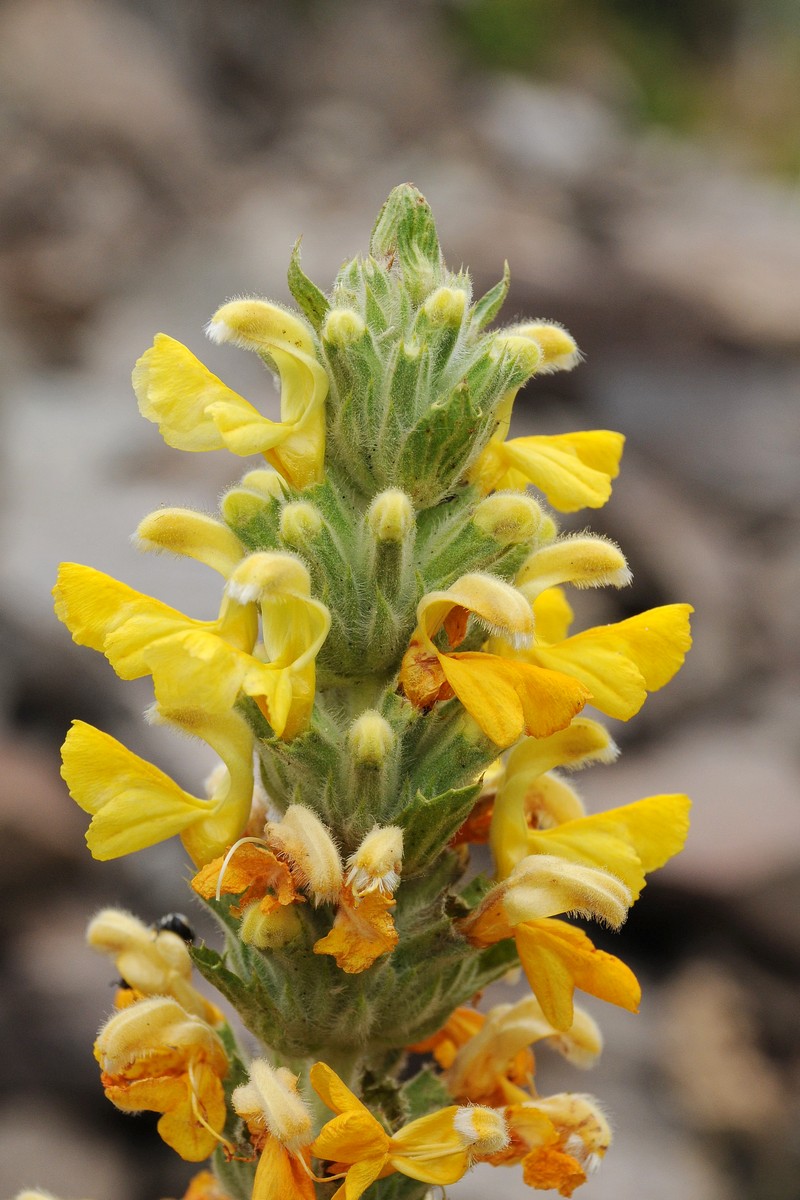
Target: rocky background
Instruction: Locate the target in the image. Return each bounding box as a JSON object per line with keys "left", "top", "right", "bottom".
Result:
{"left": 1, "top": 2, "right": 799, "bottom": 1198}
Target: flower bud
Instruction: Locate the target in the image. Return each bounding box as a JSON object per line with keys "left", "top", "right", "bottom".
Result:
{"left": 135, "top": 508, "right": 244, "bottom": 579}
{"left": 347, "top": 711, "right": 395, "bottom": 765}
{"left": 279, "top": 501, "right": 324, "bottom": 547}
{"left": 367, "top": 489, "right": 415, "bottom": 543}
{"left": 346, "top": 826, "right": 403, "bottom": 897}
{"left": 239, "top": 469, "right": 287, "bottom": 499}
{"left": 207, "top": 298, "right": 315, "bottom": 357}
{"left": 220, "top": 489, "right": 275, "bottom": 530}
{"left": 266, "top": 804, "right": 343, "bottom": 905}
{"left": 239, "top": 901, "right": 303, "bottom": 950}
{"left": 323, "top": 308, "right": 366, "bottom": 346}
{"left": 516, "top": 535, "right": 631, "bottom": 599}
{"left": 509, "top": 321, "right": 581, "bottom": 373}
{"left": 423, "top": 286, "right": 467, "bottom": 326}
{"left": 232, "top": 1060, "right": 313, "bottom": 1152}
{"left": 472, "top": 493, "right": 547, "bottom": 545}
{"left": 493, "top": 333, "right": 542, "bottom": 377}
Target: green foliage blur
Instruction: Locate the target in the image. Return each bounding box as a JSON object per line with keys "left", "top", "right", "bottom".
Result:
{"left": 445, "top": 0, "right": 800, "bottom": 174}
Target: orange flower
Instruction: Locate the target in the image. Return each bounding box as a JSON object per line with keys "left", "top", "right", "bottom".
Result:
{"left": 94, "top": 997, "right": 229, "bottom": 1162}
{"left": 191, "top": 841, "right": 300, "bottom": 917}
{"left": 313, "top": 880, "right": 399, "bottom": 973}
{"left": 483, "top": 1094, "right": 611, "bottom": 1196}
{"left": 408, "top": 1006, "right": 485, "bottom": 1068}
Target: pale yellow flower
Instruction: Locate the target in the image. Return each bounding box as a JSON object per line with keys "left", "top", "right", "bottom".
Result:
{"left": 134, "top": 299, "right": 328, "bottom": 488}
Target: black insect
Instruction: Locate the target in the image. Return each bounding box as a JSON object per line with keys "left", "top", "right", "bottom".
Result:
{"left": 153, "top": 913, "right": 196, "bottom": 943}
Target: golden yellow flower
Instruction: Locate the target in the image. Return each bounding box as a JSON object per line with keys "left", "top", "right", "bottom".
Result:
{"left": 484, "top": 1094, "right": 611, "bottom": 1196}
{"left": 310, "top": 1062, "right": 507, "bottom": 1198}
{"left": 492, "top": 586, "right": 694, "bottom": 722}
{"left": 458, "top": 855, "right": 642, "bottom": 1030}
{"left": 231, "top": 1060, "right": 315, "bottom": 1200}
{"left": 400, "top": 574, "right": 590, "bottom": 748}
{"left": 60, "top": 705, "right": 254, "bottom": 866}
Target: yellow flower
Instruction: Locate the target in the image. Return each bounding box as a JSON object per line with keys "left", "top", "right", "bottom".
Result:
{"left": 399, "top": 574, "right": 590, "bottom": 748}
{"left": 134, "top": 299, "right": 329, "bottom": 488}
{"left": 312, "top": 825, "right": 404, "bottom": 973}
{"left": 94, "top": 997, "right": 229, "bottom": 1162}
{"left": 470, "top": 428, "right": 625, "bottom": 511}
{"left": 147, "top": 554, "right": 330, "bottom": 739}
{"left": 459, "top": 855, "right": 641, "bottom": 1029}
{"left": 493, "top": 587, "right": 693, "bottom": 721}
{"left": 86, "top": 908, "right": 222, "bottom": 1024}
{"left": 54, "top": 552, "right": 330, "bottom": 740}
{"left": 489, "top": 719, "right": 618, "bottom": 878}
{"left": 310, "top": 1062, "right": 507, "bottom": 1198}
{"left": 60, "top": 705, "right": 254, "bottom": 866}
{"left": 231, "top": 1060, "right": 315, "bottom": 1200}
{"left": 463, "top": 789, "right": 689, "bottom": 1027}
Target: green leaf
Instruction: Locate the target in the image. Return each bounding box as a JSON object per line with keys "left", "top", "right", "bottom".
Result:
{"left": 471, "top": 260, "right": 510, "bottom": 329}
{"left": 401, "top": 1067, "right": 453, "bottom": 1120}
{"left": 287, "top": 238, "right": 329, "bottom": 331}
{"left": 397, "top": 784, "right": 482, "bottom": 873}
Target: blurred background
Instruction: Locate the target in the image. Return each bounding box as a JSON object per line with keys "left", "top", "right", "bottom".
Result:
{"left": 1, "top": 2, "right": 799, "bottom": 1198}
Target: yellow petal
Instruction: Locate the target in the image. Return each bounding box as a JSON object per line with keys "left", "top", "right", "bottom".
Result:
{"left": 528, "top": 794, "right": 691, "bottom": 899}
{"left": 388, "top": 1149, "right": 470, "bottom": 1186}
{"left": 527, "top": 825, "right": 647, "bottom": 899}
{"left": 61, "top": 722, "right": 212, "bottom": 859}
{"left": 158, "top": 1062, "right": 227, "bottom": 1162}
{"left": 135, "top": 508, "right": 244, "bottom": 579}
{"left": 502, "top": 855, "right": 633, "bottom": 930}
{"left": 495, "top": 431, "right": 625, "bottom": 511}
{"left": 53, "top": 563, "right": 179, "bottom": 661}
{"left": 313, "top": 884, "right": 398, "bottom": 973}
{"left": 339, "top": 1157, "right": 387, "bottom": 1200}
{"left": 515, "top": 919, "right": 641, "bottom": 1030}
{"left": 207, "top": 298, "right": 317, "bottom": 358}
{"left": 309, "top": 1062, "right": 372, "bottom": 1119}
{"left": 532, "top": 587, "right": 574, "bottom": 645}
{"left": 438, "top": 652, "right": 590, "bottom": 748}
{"left": 417, "top": 573, "right": 535, "bottom": 650}
{"left": 531, "top": 604, "right": 693, "bottom": 720}
{"left": 133, "top": 334, "right": 253, "bottom": 451}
